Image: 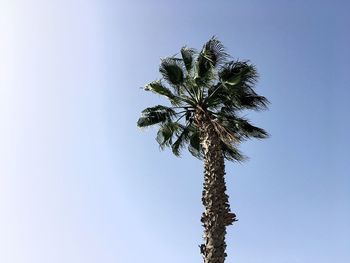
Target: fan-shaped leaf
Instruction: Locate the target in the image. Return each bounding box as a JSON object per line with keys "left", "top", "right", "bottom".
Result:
{"left": 181, "top": 47, "right": 196, "bottom": 72}
{"left": 234, "top": 118, "right": 269, "bottom": 139}
{"left": 145, "top": 81, "right": 182, "bottom": 105}
{"left": 219, "top": 61, "right": 257, "bottom": 86}
{"left": 188, "top": 130, "right": 203, "bottom": 159}
{"left": 195, "top": 37, "right": 227, "bottom": 84}
{"left": 137, "top": 105, "right": 176, "bottom": 127}
{"left": 237, "top": 94, "right": 269, "bottom": 111}
{"left": 171, "top": 124, "right": 191, "bottom": 156}
{"left": 159, "top": 58, "right": 185, "bottom": 86}
{"left": 222, "top": 142, "right": 246, "bottom": 162}
{"left": 156, "top": 122, "right": 181, "bottom": 148}
{"left": 201, "top": 37, "right": 228, "bottom": 68}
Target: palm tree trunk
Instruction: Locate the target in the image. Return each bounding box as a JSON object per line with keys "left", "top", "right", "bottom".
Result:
{"left": 195, "top": 109, "right": 237, "bottom": 263}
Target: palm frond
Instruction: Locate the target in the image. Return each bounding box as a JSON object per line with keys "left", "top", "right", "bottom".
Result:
{"left": 211, "top": 118, "right": 237, "bottom": 144}
{"left": 159, "top": 57, "right": 185, "bottom": 86}
{"left": 156, "top": 122, "right": 181, "bottom": 149}
{"left": 201, "top": 37, "right": 228, "bottom": 68}
{"left": 237, "top": 94, "right": 269, "bottom": 111}
{"left": 222, "top": 142, "right": 246, "bottom": 162}
{"left": 234, "top": 118, "right": 269, "bottom": 139}
{"left": 215, "top": 110, "right": 268, "bottom": 140}
{"left": 219, "top": 61, "right": 258, "bottom": 87}
{"left": 181, "top": 47, "right": 196, "bottom": 72}
{"left": 203, "top": 61, "right": 259, "bottom": 108}
{"left": 220, "top": 86, "right": 269, "bottom": 111}
{"left": 206, "top": 76, "right": 269, "bottom": 111}
{"left": 188, "top": 129, "right": 203, "bottom": 159}
{"left": 195, "top": 37, "right": 227, "bottom": 85}
{"left": 196, "top": 52, "right": 212, "bottom": 82}
{"left": 171, "top": 124, "right": 191, "bottom": 156}
{"left": 137, "top": 105, "right": 176, "bottom": 128}
{"left": 144, "top": 81, "right": 182, "bottom": 105}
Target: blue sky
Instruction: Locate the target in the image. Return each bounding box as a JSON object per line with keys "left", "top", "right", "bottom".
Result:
{"left": 0, "top": 0, "right": 349, "bottom": 262}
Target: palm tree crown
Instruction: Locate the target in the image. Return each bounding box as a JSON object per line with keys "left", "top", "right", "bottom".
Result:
{"left": 137, "top": 37, "right": 269, "bottom": 161}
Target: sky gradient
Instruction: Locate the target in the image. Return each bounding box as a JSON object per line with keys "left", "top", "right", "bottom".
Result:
{"left": 1, "top": 0, "right": 349, "bottom": 262}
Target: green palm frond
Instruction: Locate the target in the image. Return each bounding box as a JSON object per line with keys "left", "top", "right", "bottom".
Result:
{"left": 195, "top": 37, "right": 227, "bottom": 85}
{"left": 219, "top": 61, "right": 258, "bottom": 86}
{"left": 205, "top": 62, "right": 269, "bottom": 111}
{"left": 222, "top": 142, "right": 246, "bottom": 162}
{"left": 216, "top": 111, "right": 268, "bottom": 140}
{"left": 156, "top": 122, "right": 181, "bottom": 149}
{"left": 220, "top": 86, "right": 269, "bottom": 111}
{"left": 171, "top": 123, "right": 191, "bottom": 156}
{"left": 196, "top": 52, "right": 212, "bottom": 82}
{"left": 188, "top": 129, "right": 203, "bottom": 159}
{"left": 201, "top": 37, "right": 228, "bottom": 68}
{"left": 236, "top": 94, "right": 269, "bottom": 111}
{"left": 205, "top": 61, "right": 258, "bottom": 107}
{"left": 234, "top": 118, "right": 269, "bottom": 139}
{"left": 159, "top": 57, "right": 185, "bottom": 87}
{"left": 144, "top": 81, "right": 182, "bottom": 105}
{"left": 137, "top": 105, "right": 176, "bottom": 128}
{"left": 181, "top": 47, "right": 196, "bottom": 72}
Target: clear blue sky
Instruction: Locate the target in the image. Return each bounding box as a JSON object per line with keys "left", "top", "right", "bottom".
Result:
{"left": 0, "top": 0, "right": 349, "bottom": 262}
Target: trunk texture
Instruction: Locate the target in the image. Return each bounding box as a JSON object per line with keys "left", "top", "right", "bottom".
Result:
{"left": 195, "top": 109, "right": 237, "bottom": 263}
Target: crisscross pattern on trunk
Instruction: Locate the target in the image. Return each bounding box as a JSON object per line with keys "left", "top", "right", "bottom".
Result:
{"left": 195, "top": 109, "right": 236, "bottom": 263}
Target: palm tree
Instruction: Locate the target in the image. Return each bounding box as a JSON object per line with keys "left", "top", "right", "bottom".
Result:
{"left": 137, "top": 37, "right": 269, "bottom": 263}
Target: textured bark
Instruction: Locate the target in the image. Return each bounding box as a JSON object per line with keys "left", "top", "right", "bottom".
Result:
{"left": 195, "top": 108, "right": 237, "bottom": 263}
